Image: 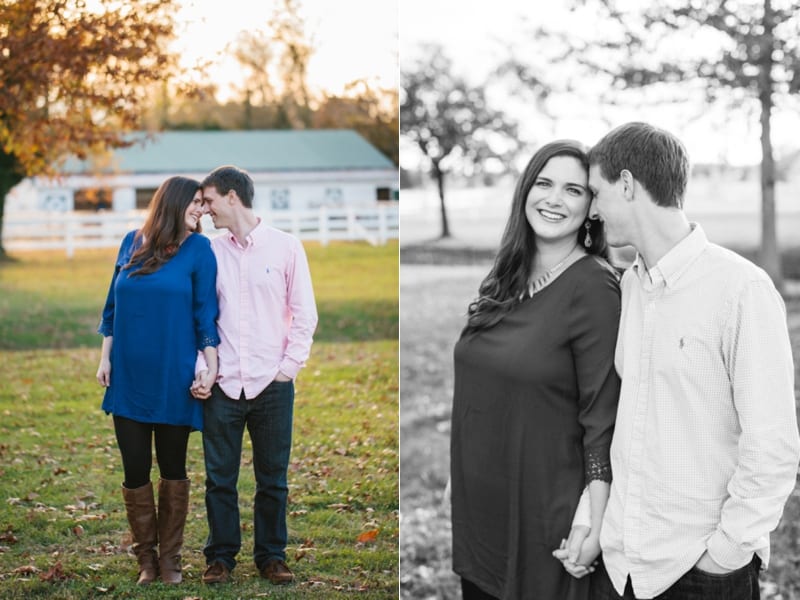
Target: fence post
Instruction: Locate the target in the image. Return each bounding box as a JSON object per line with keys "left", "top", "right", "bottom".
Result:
{"left": 378, "top": 204, "right": 387, "bottom": 245}
{"left": 65, "top": 216, "right": 75, "bottom": 259}
{"left": 347, "top": 207, "right": 355, "bottom": 242}
{"left": 319, "top": 206, "right": 328, "bottom": 247}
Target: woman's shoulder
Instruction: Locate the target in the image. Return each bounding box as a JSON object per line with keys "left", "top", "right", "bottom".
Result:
{"left": 572, "top": 254, "right": 621, "bottom": 285}
{"left": 116, "top": 229, "right": 140, "bottom": 263}
{"left": 184, "top": 232, "right": 213, "bottom": 250}
{"left": 121, "top": 229, "right": 138, "bottom": 246}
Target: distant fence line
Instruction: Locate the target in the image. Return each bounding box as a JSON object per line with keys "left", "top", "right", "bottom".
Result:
{"left": 3, "top": 205, "right": 399, "bottom": 257}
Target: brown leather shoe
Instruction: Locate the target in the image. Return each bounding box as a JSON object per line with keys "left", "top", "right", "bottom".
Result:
{"left": 259, "top": 559, "right": 293, "bottom": 584}
{"left": 202, "top": 561, "right": 231, "bottom": 584}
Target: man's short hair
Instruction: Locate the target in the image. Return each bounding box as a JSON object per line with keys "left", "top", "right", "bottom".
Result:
{"left": 201, "top": 165, "right": 255, "bottom": 208}
{"left": 587, "top": 122, "right": 690, "bottom": 209}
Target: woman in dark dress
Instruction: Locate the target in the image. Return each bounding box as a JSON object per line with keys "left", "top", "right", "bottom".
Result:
{"left": 450, "top": 140, "right": 621, "bottom": 599}
{"left": 96, "top": 176, "right": 219, "bottom": 585}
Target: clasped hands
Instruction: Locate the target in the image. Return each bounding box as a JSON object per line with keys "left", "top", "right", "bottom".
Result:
{"left": 190, "top": 369, "right": 217, "bottom": 399}
{"left": 551, "top": 529, "right": 733, "bottom": 580}
{"left": 189, "top": 370, "right": 291, "bottom": 399}
{"left": 552, "top": 525, "right": 600, "bottom": 579}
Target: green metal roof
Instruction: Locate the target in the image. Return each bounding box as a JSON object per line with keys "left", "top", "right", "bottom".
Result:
{"left": 63, "top": 129, "right": 395, "bottom": 174}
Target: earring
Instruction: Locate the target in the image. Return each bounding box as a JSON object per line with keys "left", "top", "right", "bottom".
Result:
{"left": 583, "top": 221, "right": 592, "bottom": 248}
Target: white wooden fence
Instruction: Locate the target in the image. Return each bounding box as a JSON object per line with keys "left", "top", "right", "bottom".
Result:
{"left": 2, "top": 205, "right": 399, "bottom": 257}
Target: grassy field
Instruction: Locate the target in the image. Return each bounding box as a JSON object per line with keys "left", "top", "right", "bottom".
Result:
{"left": 0, "top": 241, "right": 399, "bottom": 599}
{"left": 399, "top": 244, "right": 800, "bottom": 600}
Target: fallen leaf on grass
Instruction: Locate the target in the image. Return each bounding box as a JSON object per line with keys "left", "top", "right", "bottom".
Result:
{"left": 94, "top": 585, "right": 115, "bottom": 594}
{"left": 356, "top": 529, "right": 379, "bottom": 544}
{"left": 39, "top": 561, "right": 68, "bottom": 582}
{"left": 0, "top": 531, "right": 18, "bottom": 544}
{"left": 327, "top": 503, "right": 351, "bottom": 512}
{"left": 295, "top": 538, "right": 316, "bottom": 561}
{"left": 75, "top": 514, "right": 107, "bottom": 522}
{"left": 12, "top": 565, "right": 39, "bottom": 575}
{"left": 72, "top": 525, "right": 84, "bottom": 537}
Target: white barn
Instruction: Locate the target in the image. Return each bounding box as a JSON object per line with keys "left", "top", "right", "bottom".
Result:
{"left": 7, "top": 129, "right": 398, "bottom": 213}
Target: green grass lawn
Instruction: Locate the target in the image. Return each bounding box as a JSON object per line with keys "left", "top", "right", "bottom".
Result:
{"left": 0, "top": 242, "right": 399, "bottom": 599}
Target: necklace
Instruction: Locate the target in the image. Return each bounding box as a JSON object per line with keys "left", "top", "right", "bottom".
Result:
{"left": 524, "top": 246, "right": 579, "bottom": 299}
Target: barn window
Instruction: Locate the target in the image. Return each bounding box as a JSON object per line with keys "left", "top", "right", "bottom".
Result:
{"left": 136, "top": 188, "right": 159, "bottom": 210}
{"left": 74, "top": 188, "right": 113, "bottom": 211}
{"left": 270, "top": 188, "right": 291, "bottom": 210}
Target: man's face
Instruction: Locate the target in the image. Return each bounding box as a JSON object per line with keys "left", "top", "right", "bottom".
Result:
{"left": 202, "top": 186, "right": 230, "bottom": 228}
{"left": 588, "top": 164, "right": 630, "bottom": 248}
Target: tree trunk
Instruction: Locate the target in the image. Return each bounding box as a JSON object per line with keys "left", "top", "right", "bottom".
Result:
{"left": 0, "top": 185, "right": 7, "bottom": 260}
{"left": 0, "top": 151, "right": 25, "bottom": 261}
{"left": 758, "top": 0, "right": 782, "bottom": 290}
{"left": 433, "top": 163, "right": 451, "bottom": 239}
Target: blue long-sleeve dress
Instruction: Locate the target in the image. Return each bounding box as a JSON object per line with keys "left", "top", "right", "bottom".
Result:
{"left": 98, "top": 230, "right": 220, "bottom": 431}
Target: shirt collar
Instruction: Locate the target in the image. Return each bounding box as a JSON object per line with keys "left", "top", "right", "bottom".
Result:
{"left": 632, "top": 223, "right": 708, "bottom": 288}
{"left": 226, "top": 218, "right": 265, "bottom": 249}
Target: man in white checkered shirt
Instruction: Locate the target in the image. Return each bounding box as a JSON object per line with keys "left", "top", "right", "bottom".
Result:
{"left": 581, "top": 122, "right": 800, "bottom": 599}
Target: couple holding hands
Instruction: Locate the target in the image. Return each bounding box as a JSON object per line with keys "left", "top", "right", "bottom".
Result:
{"left": 95, "top": 165, "right": 318, "bottom": 587}
{"left": 450, "top": 122, "right": 800, "bottom": 599}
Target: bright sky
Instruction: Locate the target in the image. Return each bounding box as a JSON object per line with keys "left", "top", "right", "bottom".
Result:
{"left": 400, "top": 0, "right": 800, "bottom": 168}
{"left": 174, "top": 0, "right": 398, "bottom": 99}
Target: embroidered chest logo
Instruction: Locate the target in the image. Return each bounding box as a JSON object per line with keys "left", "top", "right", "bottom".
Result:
{"left": 679, "top": 337, "right": 685, "bottom": 349}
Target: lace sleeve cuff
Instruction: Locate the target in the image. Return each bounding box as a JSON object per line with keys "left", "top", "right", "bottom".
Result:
{"left": 585, "top": 446, "right": 612, "bottom": 483}
{"left": 197, "top": 332, "right": 220, "bottom": 350}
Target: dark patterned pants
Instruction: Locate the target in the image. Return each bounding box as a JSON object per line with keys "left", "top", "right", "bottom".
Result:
{"left": 591, "top": 555, "right": 761, "bottom": 600}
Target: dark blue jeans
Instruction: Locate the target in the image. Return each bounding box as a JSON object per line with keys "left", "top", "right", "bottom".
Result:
{"left": 202, "top": 381, "right": 294, "bottom": 571}
{"left": 591, "top": 555, "right": 761, "bottom": 600}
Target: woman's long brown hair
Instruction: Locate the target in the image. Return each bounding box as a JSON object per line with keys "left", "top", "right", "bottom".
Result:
{"left": 124, "top": 176, "right": 202, "bottom": 276}
{"left": 461, "top": 140, "right": 609, "bottom": 337}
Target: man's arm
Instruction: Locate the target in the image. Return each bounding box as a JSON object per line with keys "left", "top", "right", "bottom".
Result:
{"left": 278, "top": 240, "right": 319, "bottom": 379}
{"left": 707, "top": 278, "right": 800, "bottom": 570}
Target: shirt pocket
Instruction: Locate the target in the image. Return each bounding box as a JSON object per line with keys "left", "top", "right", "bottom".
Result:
{"left": 255, "top": 264, "right": 287, "bottom": 303}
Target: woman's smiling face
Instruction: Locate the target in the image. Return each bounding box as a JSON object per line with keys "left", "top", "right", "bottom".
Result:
{"left": 525, "top": 155, "right": 591, "bottom": 244}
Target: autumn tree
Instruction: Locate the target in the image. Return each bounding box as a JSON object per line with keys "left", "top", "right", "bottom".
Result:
{"left": 229, "top": 28, "right": 279, "bottom": 129}
{"left": 314, "top": 79, "right": 399, "bottom": 165}
{"left": 268, "top": 0, "right": 314, "bottom": 129}
{"left": 0, "top": 0, "right": 182, "bottom": 259}
{"left": 511, "top": 0, "right": 800, "bottom": 287}
{"left": 400, "top": 44, "right": 520, "bottom": 238}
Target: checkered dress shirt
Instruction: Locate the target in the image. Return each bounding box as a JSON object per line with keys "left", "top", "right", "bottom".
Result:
{"left": 600, "top": 224, "right": 800, "bottom": 598}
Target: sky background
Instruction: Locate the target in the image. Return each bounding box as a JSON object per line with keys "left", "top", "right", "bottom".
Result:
{"left": 173, "top": 0, "right": 398, "bottom": 99}
{"left": 400, "top": 0, "right": 800, "bottom": 168}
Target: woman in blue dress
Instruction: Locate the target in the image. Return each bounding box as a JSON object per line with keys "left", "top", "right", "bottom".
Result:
{"left": 95, "top": 176, "right": 219, "bottom": 585}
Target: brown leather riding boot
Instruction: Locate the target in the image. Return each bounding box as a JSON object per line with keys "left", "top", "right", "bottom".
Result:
{"left": 121, "top": 482, "right": 159, "bottom": 585}
{"left": 157, "top": 478, "right": 190, "bottom": 584}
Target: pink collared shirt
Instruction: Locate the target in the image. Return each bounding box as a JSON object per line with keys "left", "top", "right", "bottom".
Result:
{"left": 203, "top": 220, "right": 318, "bottom": 400}
{"left": 600, "top": 224, "right": 800, "bottom": 597}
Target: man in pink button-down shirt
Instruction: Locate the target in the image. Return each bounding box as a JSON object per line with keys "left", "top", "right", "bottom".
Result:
{"left": 191, "top": 165, "right": 318, "bottom": 587}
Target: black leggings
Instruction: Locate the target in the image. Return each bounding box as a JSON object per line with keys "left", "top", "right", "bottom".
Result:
{"left": 113, "top": 415, "right": 191, "bottom": 488}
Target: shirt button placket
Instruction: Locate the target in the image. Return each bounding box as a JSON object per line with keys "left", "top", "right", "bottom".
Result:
{"left": 239, "top": 245, "right": 249, "bottom": 397}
